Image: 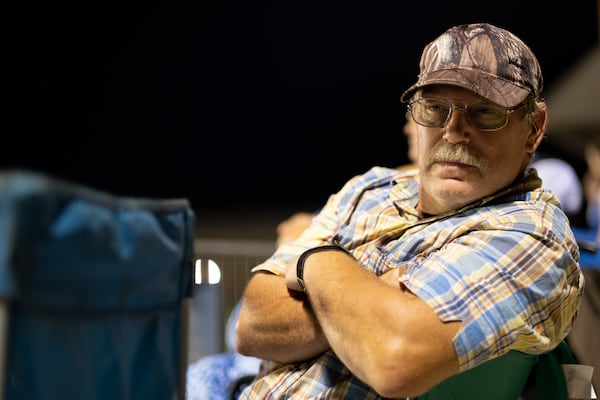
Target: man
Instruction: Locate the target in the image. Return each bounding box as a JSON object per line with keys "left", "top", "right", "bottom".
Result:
{"left": 235, "top": 23, "right": 583, "bottom": 399}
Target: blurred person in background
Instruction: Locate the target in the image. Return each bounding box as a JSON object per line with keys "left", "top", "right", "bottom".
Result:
{"left": 568, "top": 136, "right": 600, "bottom": 392}
{"left": 577, "top": 138, "right": 600, "bottom": 247}
{"left": 530, "top": 156, "right": 583, "bottom": 218}
{"left": 185, "top": 299, "right": 262, "bottom": 400}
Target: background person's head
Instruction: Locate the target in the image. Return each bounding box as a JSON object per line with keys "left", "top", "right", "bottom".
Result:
{"left": 531, "top": 157, "right": 583, "bottom": 217}
{"left": 401, "top": 23, "right": 547, "bottom": 215}
{"left": 583, "top": 137, "right": 600, "bottom": 230}
{"left": 403, "top": 112, "right": 418, "bottom": 164}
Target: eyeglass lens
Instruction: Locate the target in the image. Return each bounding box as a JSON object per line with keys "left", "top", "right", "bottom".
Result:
{"left": 410, "top": 98, "right": 510, "bottom": 131}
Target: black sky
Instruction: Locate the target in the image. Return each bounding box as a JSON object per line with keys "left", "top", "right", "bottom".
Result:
{"left": 3, "top": 1, "right": 598, "bottom": 214}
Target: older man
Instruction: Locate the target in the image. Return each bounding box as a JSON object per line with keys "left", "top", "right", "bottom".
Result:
{"left": 234, "top": 23, "right": 583, "bottom": 399}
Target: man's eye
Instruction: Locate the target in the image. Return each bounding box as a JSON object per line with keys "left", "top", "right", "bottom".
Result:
{"left": 427, "top": 104, "right": 444, "bottom": 112}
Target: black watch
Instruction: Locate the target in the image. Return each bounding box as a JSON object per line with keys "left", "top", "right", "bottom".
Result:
{"left": 296, "top": 244, "right": 352, "bottom": 294}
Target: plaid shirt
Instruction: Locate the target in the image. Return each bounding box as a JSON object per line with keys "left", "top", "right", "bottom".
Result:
{"left": 242, "top": 166, "right": 583, "bottom": 399}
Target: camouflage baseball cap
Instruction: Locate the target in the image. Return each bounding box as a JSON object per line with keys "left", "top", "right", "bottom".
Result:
{"left": 400, "top": 23, "right": 543, "bottom": 108}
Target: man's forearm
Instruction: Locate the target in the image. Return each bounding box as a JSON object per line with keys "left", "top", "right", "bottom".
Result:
{"left": 299, "top": 251, "right": 460, "bottom": 397}
{"left": 236, "top": 271, "right": 330, "bottom": 363}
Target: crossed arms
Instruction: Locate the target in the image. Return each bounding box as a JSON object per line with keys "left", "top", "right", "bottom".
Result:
{"left": 235, "top": 249, "right": 460, "bottom": 398}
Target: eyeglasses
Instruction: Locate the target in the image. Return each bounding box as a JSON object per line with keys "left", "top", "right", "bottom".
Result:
{"left": 407, "top": 97, "right": 524, "bottom": 131}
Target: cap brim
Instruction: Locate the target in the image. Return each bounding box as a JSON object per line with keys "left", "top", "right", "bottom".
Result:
{"left": 400, "top": 69, "right": 530, "bottom": 108}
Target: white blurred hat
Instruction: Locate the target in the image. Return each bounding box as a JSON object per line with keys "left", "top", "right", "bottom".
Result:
{"left": 531, "top": 157, "right": 583, "bottom": 215}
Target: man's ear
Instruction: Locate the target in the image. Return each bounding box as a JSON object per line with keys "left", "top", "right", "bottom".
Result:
{"left": 526, "top": 102, "right": 547, "bottom": 153}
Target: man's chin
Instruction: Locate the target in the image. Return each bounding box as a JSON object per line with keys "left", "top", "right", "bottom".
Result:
{"left": 432, "top": 182, "right": 480, "bottom": 207}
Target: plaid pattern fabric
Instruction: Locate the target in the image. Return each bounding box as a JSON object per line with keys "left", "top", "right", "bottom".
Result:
{"left": 243, "top": 166, "right": 583, "bottom": 399}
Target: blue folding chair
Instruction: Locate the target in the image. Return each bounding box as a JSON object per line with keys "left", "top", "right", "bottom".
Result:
{"left": 0, "top": 170, "right": 195, "bottom": 400}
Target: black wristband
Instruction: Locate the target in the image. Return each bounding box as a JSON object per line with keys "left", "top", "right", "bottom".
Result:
{"left": 296, "top": 244, "right": 352, "bottom": 294}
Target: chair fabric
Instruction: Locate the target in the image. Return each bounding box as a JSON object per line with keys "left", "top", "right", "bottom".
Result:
{"left": 0, "top": 170, "right": 195, "bottom": 400}
{"left": 418, "top": 341, "right": 575, "bottom": 400}
{"left": 417, "top": 349, "right": 536, "bottom": 400}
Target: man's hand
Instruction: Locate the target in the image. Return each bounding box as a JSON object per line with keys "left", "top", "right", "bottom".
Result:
{"left": 379, "top": 267, "right": 401, "bottom": 288}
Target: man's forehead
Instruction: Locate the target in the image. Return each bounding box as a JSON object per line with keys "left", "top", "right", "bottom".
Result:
{"left": 420, "top": 85, "right": 488, "bottom": 101}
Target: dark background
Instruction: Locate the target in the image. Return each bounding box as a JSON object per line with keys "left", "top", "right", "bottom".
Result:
{"left": 3, "top": 1, "right": 598, "bottom": 217}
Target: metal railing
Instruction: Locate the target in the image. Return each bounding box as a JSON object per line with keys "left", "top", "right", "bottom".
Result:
{"left": 188, "top": 238, "right": 275, "bottom": 363}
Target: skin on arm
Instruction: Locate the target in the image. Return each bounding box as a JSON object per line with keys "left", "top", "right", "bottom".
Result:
{"left": 235, "top": 270, "right": 330, "bottom": 363}
{"left": 285, "top": 251, "right": 460, "bottom": 398}
{"left": 235, "top": 253, "right": 406, "bottom": 365}
{"left": 236, "top": 194, "right": 346, "bottom": 362}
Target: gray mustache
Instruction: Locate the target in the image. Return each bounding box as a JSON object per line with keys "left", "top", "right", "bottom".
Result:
{"left": 426, "top": 144, "right": 490, "bottom": 171}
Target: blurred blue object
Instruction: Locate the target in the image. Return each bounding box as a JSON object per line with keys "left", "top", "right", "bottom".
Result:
{"left": 186, "top": 300, "right": 261, "bottom": 400}
{"left": 572, "top": 226, "right": 600, "bottom": 270}
{"left": 0, "top": 170, "right": 195, "bottom": 400}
